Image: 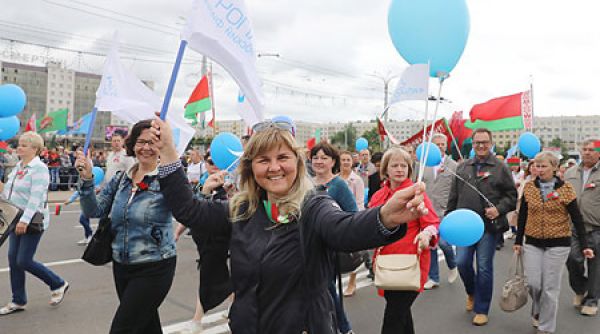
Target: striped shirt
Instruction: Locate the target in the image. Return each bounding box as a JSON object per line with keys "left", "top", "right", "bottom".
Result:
{"left": 2, "top": 156, "right": 50, "bottom": 229}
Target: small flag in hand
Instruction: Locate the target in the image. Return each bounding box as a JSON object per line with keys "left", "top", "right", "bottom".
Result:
{"left": 55, "top": 204, "right": 62, "bottom": 216}
{"left": 507, "top": 157, "right": 521, "bottom": 167}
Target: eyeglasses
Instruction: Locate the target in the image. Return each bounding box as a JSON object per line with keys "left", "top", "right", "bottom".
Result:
{"left": 252, "top": 120, "right": 295, "bottom": 136}
{"left": 135, "top": 139, "right": 154, "bottom": 147}
{"left": 473, "top": 140, "right": 491, "bottom": 147}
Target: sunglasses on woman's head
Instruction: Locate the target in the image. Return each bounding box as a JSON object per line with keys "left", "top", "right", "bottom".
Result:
{"left": 251, "top": 120, "right": 295, "bottom": 136}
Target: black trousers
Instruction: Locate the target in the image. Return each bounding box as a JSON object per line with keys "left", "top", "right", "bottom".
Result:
{"left": 382, "top": 290, "right": 419, "bottom": 334}
{"left": 110, "top": 257, "right": 176, "bottom": 334}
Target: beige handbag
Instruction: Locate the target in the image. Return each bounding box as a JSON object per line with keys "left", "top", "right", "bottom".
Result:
{"left": 499, "top": 252, "right": 528, "bottom": 312}
{"left": 374, "top": 248, "right": 421, "bottom": 291}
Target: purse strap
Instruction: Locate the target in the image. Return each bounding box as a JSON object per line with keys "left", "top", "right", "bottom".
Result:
{"left": 8, "top": 166, "right": 48, "bottom": 212}
{"left": 509, "top": 252, "right": 525, "bottom": 278}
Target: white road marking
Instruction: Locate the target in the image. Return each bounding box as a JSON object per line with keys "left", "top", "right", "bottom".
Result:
{"left": 0, "top": 258, "right": 85, "bottom": 273}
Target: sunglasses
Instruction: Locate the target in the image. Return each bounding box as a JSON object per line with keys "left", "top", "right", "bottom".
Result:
{"left": 252, "top": 120, "right": 295, "bottom": 136}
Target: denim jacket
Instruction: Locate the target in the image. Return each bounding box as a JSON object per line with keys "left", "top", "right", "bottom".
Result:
{"left": 79, "top": 164, "right": 176, "bottom": 264}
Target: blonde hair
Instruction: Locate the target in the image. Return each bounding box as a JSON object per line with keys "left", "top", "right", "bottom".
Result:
{"left": 380, "top": 147, "right": 413, "bottom": 180}
{"left": 534, "top": 151, "right": 559, "bottom": 169}
{"left": 19, "top": 131, "right": 44, "bottom": 155}
{"left": 229, "top": 128, "right": 314, "bottom": 222}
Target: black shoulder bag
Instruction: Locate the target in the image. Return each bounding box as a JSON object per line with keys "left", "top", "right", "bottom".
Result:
{"left": 7, "top": 169, "right": 45, "bottom": 234}
{"left": 82, "top": 172, "right": 125, "bottom": 266}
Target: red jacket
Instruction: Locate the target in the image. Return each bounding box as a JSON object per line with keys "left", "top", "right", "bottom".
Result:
{"left": 369, "top": 178, "right": 440, "bottom": 293}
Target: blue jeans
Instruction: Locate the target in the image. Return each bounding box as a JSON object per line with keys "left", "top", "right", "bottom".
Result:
{"left": 79, "top": 214, "right": 93, "bottom": 238}
{"left": 49, "top": 167, "right": 60, "bottom": 191}
{"left": 429, "top": 238, "right": 457, "bottom": 283}
{"left": 456, "top": 231, "right": 497, "bottom": 314}
{"left": 8, "top": 232, "right": 65, "bottom": 305}
{"left": 328, "top": 280, "right": 352, "bottom": 333}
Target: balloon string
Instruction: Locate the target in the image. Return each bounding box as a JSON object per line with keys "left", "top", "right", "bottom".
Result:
{"left": 444, "top": 168, "right": 495, "bottom": 208}
{"left": 417, "top": 77, "right": 445, "bottom": 184}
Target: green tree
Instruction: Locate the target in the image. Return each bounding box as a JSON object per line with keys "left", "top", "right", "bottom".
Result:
{"left": 330, "top": 123, "right": 357, "bottom": 150}
{"left": 549, "top": 137, "right": 569, "bottom": 162}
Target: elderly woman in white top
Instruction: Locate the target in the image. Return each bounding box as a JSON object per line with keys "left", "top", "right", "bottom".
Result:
{"left": 0, "top": 132, "right": 69, "bottom": 316}
{"left": 339, "top": 150, "right": 366, "bottom": 297}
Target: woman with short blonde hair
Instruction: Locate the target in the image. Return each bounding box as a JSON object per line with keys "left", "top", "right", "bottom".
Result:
{"left": 0, "top": 132, "right": 69, "bottom": 316}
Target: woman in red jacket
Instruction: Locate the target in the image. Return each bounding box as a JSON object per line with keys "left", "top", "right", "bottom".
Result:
{"left": 369, "top": 147, "right": 439, "bottom": 334}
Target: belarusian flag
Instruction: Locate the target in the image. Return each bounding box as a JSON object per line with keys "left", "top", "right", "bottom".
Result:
{"left": 465, "top": 91, "right": 531, "bottom": 131}
{"left": 25, "top": 114, "right": 37, "bottom": 132}
{"left": 184, "top": 75, "right": 211, "bottom": 125}
{"left": 37, "top": 108, "right": 68, "bottom": 133}
{"left": 306, "top": 128, "right": 321, "bottom": 150}
{"left": 0, "top": 141, "right": 8, "bottom": 153}
{"left": 593, "top": 140, "right": 600, "bottom": 152}
{"left": 507, "top": 157, "right": 521, "bottom": 167}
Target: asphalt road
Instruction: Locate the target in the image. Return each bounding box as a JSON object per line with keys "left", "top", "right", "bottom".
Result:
{"left": 1, "top": 208, "right": 598, "bottom": 334}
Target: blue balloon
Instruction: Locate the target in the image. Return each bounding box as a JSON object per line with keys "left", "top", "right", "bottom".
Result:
{"left": 440, "top": 209, "right": 484, "bottom": 247}
{"left": 416, "top": 142, "right": 442, "bottom": 167}
{"left": 0, "top": 84, "right": 27, "bottom": 117}
{"left": 388, "top": 0, "right": 470, "bottom": 77}
{"left": 92, "top": 167, "right": 105, "bottom": 186}
{"left": 210, "top": 132, "right": 243, "bottom": 170}
{"left": 0, "top": 116, "right": 20, "bottom": 141}
{"left": 469, "top": 148, "right": 475, "bottom": 159}
{"left": 518, "top": 132, "right": 541, "bottom": 158}
{"left": 355, "top": 137, "right": 369, "bottom": 151}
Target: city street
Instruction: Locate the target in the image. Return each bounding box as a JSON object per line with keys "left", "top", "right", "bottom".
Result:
{"left": 1, "top": 206, "right": 598, "bottom": 334}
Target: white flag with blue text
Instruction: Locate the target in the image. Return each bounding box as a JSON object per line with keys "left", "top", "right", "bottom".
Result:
{"left": 236, "top": 91, "right": 264, "bottom": 129}
{"left": 182, "top": 0, "right": 265, "bottom": 115}
{"left": 389, "top": 64, "right": 430, "bottom": 105}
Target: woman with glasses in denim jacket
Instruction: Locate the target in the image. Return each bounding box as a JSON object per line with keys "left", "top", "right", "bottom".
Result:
{"left": 149, "top": 115, "right": 430, "bottom": 334}
{"left": 75, "top": 120, "right": 176, "bottom": 334}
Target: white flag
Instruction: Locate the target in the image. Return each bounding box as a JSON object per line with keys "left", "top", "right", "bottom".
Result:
{"left": 389, "top": 64, "right": 430, "bottom": 105}
{"left": 95, "top": 36, "right": 194, "bottom": 155}
{"left": 236, "top": 91, "right": 264, "bottom": 129}
{"left": 182, "top": 0, "right": 264, "bottom": 116}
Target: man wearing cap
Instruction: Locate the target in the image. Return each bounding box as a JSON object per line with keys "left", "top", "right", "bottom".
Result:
{"left": 565, "top": 138, "right": 600, "bottom": 316}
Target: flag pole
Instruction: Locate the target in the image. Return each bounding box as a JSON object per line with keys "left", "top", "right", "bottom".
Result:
{"left": 445, "top": 117, "right": 464, "bottom": 160}
{"left": 83, "top": 107, "right": 98, "bottom": 156}
{"left": 417, "top": 73, "right": 448, "bottom": 184}
{"left": 160, "top": 40, "right": 188, "bottom": 120}
{"left": 208, "top": 62, "right": 216, "bottom": 137}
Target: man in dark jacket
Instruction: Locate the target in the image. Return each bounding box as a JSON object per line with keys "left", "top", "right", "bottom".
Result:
{"left": 446, "top": 128, "right": 517, "bottom": 326}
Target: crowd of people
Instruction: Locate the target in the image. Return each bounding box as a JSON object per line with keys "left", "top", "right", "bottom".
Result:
{"left": 1, "top": 115, "right": 599, "bottom": 334}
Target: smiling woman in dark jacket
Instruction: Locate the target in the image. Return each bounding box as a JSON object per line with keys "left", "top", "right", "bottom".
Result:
{"left": 149, "top": 116, "right": 430, "bottom": 334}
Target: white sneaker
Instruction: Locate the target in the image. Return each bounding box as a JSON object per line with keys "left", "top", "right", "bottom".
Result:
{"left": 77, "top": 236, "right": 92, "bottom": 246}
{"left": 448, "top": 267, "right": 459, "bottom": 284}
{"left": 50, "top": 282, "right": 69, "bottom": 306}
{"left": 0, "top": 302, "right": 26, "bottom": 315}
{"left": 424, "top": 279, "right": 439, "bottom": 290}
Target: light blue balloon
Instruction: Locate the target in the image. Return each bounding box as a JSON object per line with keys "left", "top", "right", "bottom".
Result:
{"left": 0, "top": 116, "right": 20, "bottom": 140}
{"left": 440, "top": 209, "right": 484, "bottom": 247}
{"left": 355, "top": 137, "right": 369, "bottom": 151}
{"left": 210, "top": 132, "right": 243, "bottom": 170}
{"left": 92, "top": 166, "right": 105, "bottom": 186}
{"left": 518, "top": 132, "right": 541, "bottom": 158}
{"left": 416, "top": 142, "right": 442, "bottom": 167}
{"left": 469, "top": 148, "right": 475, "bottom": 159}
{"left": 0, "top": 84, "right": 27, "bottom": 117}
{"left": 388, "top": 0, "right": 470, "bottom": 77}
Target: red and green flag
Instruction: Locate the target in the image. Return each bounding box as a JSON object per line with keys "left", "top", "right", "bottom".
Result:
{"left": 593, "top": 140, "right": 600, "bottom": 152}
{"left": 185, "top": 75, "right": 211, "bottom": 126}
{"left": 507, "top": 157, "right": 521, "bottom": 167}
{"left": 0, "top": 141, "right": 8, "bottom": 153}
{"left": 306, "top": 128, "right": 322, "bottom": 150}
{"left": 465, "top": 91, "right": 531, "bottom": 131}
{"left": 36, "top": 108, "right": 68, "bottom": 133}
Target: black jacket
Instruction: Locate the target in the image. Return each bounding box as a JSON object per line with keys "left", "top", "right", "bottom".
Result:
{"left": 159, "top": 167, "right": 406, "bottom": 334}
{"left": 446, "top": 154, "right": 517, "bottom": 233}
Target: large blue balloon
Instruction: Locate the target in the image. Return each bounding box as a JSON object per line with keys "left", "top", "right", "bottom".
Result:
{"left": 0, "top": 84, "right": 27, "bottom": 117}
{"left": 518, "top": 132, "right": 541, "bottom": 158}
{"left": 388, "top": 0, "right": 470, "bottom": 77}
{"left": 92, "top": 167, "right": 105, "bottom": 186}
{"left": 210, "top": 132, "right": 243, "bottom": 170}
{"left": 440, "top": 209, "right": 484, "bottom": 247}
{"left": 355, "top": 137, "right": 369, "bottom": 151}
{"left": 0, "top": 116, "right": 20, "bottom": 141}
{"left": 416, "top": 142, "right": 442, "bottom": 167}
